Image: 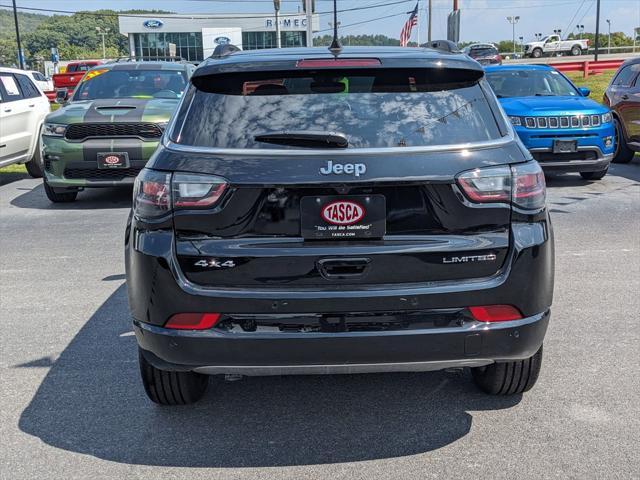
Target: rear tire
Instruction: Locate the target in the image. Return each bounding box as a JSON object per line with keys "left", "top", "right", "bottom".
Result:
{"left": 43, "top": 180, "right": 78, "bottom": 203}
{"left": 571, "top": 45, "right": 582, "bottom": 56}
{"left": 612, "top": 118, "right": 635, "bottom": 164}
{"left": 580, "top": 167, "right": 608, "bottom": 180}
{"left": 472, "top": 345, "right": 543, "bottom": 395}
{"left": 531, "top": 48, "right": 543, "bottom": 58}
{"left": 138, "top": 349, "right": 209, "bottom": 405}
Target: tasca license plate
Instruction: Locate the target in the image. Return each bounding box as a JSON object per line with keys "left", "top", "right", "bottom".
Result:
{"left": 553, "top": 140, "right": 577, "bottom": 154}
{"left": 300, "top": 195, "right": 386, "bottom": 240}
{"left": 97, "top": 152, "right": 129, "bottom": 169}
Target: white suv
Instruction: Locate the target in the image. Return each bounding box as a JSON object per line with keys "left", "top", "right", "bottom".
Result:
{"left": 0, "top": 67, "right": 50, "bottom": 177}
{"left": 27, "top": 70, "right": 53, "bottom": 94}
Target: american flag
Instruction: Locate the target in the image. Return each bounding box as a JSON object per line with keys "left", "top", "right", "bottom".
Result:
{"left": 400, "top": 3, "right": 419, "bottom": 47}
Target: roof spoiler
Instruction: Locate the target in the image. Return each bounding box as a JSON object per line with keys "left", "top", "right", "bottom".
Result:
{"left": 210, "top": 44, "right": 242, "bottom": 59}
{"left": 426, "top": 40, "right": 461, "bottom": 53}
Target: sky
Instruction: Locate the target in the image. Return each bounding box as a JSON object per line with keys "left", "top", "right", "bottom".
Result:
{"left": 4, "top": 0, "right": 640, "bottom": 43}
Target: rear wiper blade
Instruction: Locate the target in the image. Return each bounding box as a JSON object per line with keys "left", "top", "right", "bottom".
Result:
{"left": 254, "top": 131, "right": 348, "bottom": 149}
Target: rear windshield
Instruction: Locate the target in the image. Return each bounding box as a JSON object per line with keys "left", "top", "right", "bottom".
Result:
{"left": 73, "top": 69, "right": 187, "bottom": 101}
{"left": 469, "top": 47, "right": 498, "bottom": 57}
{"left": 173, "top": 68, "right": 502, "bottom": 149}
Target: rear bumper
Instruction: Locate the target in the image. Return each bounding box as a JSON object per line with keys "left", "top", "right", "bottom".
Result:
{"left": 126, "top": 215, "right": 555, "bottom": 373}
{"left": 136, "top": 311, "right": 550, "bottom": 374}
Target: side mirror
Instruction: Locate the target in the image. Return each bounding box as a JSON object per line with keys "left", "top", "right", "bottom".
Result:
{"left": 55, "top": 89, "right": 68, "bottom": 104}
{"left": 578, "top": 87, "right": 591, "bottom": 97}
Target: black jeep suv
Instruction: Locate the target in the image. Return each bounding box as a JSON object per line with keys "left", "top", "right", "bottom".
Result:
{"left": 126, "top": 47, "right": 554, "bottom": 405}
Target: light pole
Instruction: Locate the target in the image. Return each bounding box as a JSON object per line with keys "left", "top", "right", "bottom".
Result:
{"left": 576, "top": 24, "right": 585, "bottom": 39}
{"left": 519, "top": 36, "right": 524, "bottom": 55}
{"left": 12, "top": 0, "right": 24, "bottom": 69}
{"left": 273, "top": 0, "right": 281, "bottom": 48}
{"left": 606, "top": 19, "right": 611, "bottom": 54}
{"left": 96, "top": 26, "right": 110, "bottom": 60}
{"left": 552, "top": 29, "right": 562, "bottom": 55}
{"left": 594, "top": 0, "right": 601, "bottom": 61}
{"left": 507, "top": 16, "right": 520, "bottom": 58}
{"left": 304, "top": 0, "right": 313, "bottom": 47}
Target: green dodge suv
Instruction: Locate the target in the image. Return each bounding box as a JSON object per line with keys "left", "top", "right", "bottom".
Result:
{"left": 42, "top": 61, "right": 194, "bottom": 202}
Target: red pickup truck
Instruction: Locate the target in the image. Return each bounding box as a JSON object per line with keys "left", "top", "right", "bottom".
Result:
{"left": 52, "top": 60, "right": 103, "bottom": 98}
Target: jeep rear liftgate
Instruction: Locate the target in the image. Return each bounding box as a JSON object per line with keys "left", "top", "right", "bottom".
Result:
{"left": 172, "top": 180, "right": 511, "bottom": 287}
{"left": 150, "top": 63, "right": 518, "bottom": 287}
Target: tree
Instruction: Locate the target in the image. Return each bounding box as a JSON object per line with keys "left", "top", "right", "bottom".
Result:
{"left": 314, "top": 34, "right": 412, "bottom": 47}
{"left": 566, "top": 31, "right": 633, "bottom": 48}
{"left": 0, "top": 9, "right": 173, "bottom": 67}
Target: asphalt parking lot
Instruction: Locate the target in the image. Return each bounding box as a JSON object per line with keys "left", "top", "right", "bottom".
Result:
{"left": 1, "top": 164, "right": 638, "bottom": 480}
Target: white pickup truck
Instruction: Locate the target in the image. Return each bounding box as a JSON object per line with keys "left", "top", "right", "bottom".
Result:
{"left": 524, "top": 35, "right": 589, "bottom": 58}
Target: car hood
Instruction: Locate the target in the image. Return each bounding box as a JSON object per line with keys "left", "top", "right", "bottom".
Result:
{"left": 46, "top": 98, "right": 180, "bottom": 125}
{"left": 498, "top": 96, "right": 608, "bottom": 116}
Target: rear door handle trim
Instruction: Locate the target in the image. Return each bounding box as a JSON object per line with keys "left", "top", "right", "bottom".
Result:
{"left": 317, "top": 258, "right": 371, "bottom": 280}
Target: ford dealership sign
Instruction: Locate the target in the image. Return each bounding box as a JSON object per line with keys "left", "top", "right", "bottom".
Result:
{"left": 143, "top": 19, "right": 164, "bottom": 29}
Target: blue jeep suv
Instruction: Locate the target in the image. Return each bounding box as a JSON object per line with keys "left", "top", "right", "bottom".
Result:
{"left": 486, "top": 65, "right": 614, "bottom": 180}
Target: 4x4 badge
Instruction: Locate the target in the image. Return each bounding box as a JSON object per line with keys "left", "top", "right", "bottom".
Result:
{"left": 320, "top": 160, "right": 366, "bottom": 177}
{"left": 194, "top": 259, "right": 236, "bottom": 268}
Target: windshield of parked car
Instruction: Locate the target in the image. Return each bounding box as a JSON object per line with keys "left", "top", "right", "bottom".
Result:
{"left": 469, "top": 47, "right": 498, "bottom": 57}
{"left": 73, "top": 69, "right": 187, "bottom": 100}
{"left": 67, "top": 64, "right": 91, "bottom": 73}
{"left": 173, "top": 68, "right": 503, "bottom": 149}
{"left": 486, "top": 69, "right": 578, "bottom": 98}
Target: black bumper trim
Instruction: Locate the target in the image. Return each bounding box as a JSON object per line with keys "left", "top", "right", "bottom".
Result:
{"left": 135, "top": 310, "right": 550, "bottom": 374}
{"left": 538, "top": 157, "right": 611, "bottom": 173}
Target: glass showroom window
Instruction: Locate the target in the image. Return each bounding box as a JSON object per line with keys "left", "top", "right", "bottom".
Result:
{"left": 133, "top": 33, "right": 203, "bottom": 61}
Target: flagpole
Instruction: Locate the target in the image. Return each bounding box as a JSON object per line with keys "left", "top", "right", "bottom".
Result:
{"left": 428, "top": 0, "right": 432, "bottom": 43}
{"left": 422, "top": 0, "right": 427, "bottom": 46}
{"left": 417, "top": 0, "right": 422, "bottom": 46}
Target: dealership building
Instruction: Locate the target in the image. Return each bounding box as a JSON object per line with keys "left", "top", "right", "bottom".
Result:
{"left": 118, "top": 13, "right": 320, "bottom": 62}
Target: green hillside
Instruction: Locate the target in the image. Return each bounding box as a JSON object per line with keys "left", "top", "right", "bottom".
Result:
{"left": 0, "top": 8, "right": 172, "bottom": 67}
{"left": 0, "top": 8, "right": 47, "bottom": 35}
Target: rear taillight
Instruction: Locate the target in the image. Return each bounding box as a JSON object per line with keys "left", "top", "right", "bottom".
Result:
{"left": 456, "top": 162, "right": 546, "bottom": 210}
{"left": 511, "top": 162, "right": 546, "bottom": 210}
{"left": 133, "top": 169, "right": 171, "bottom": 218}
{"left": 172, "top": 173, "right": 228, "bottom": 208}
{"left": 457, "top": 166, "right": 511, "bottom": 203}
{"left": 469, "top": 305, "right": 523, "bottom": 322}
{"left": 165, "top": 313, "right": 221, "bottom": 330}
{"left": 134, "top": 170, "right": 228, "bottom": 218}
